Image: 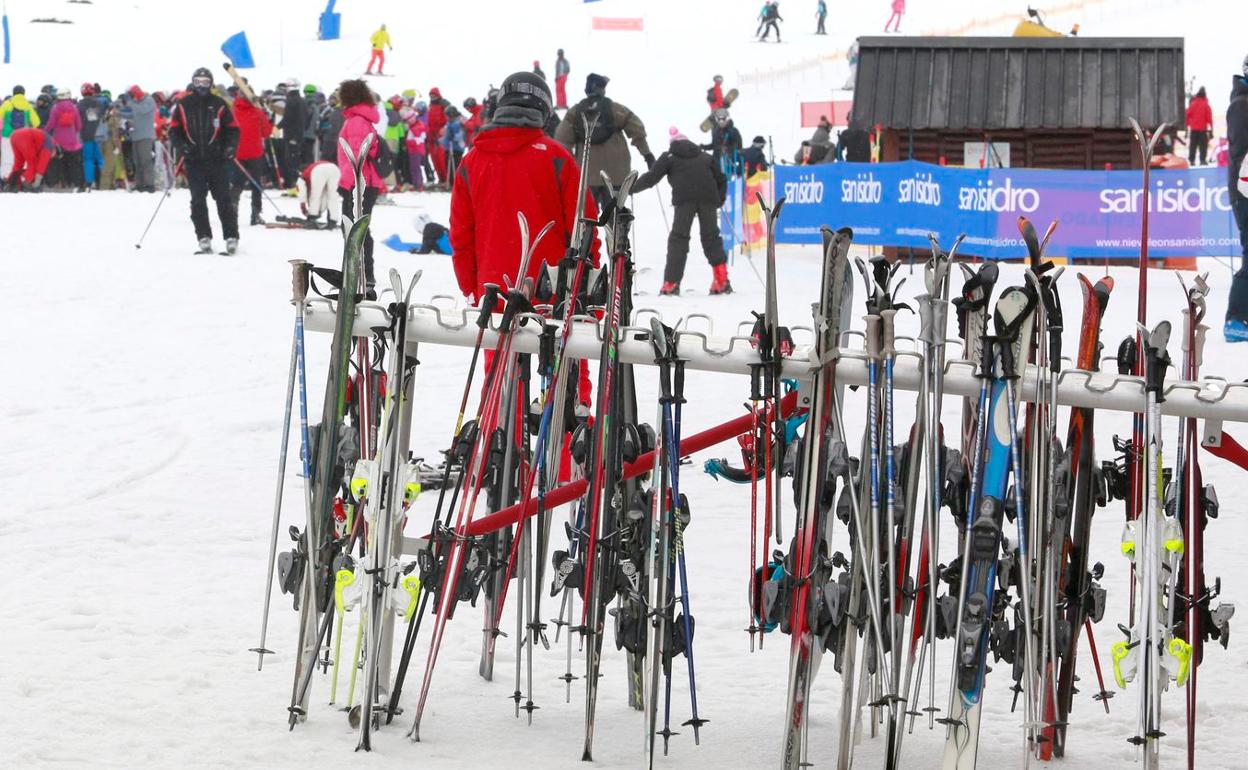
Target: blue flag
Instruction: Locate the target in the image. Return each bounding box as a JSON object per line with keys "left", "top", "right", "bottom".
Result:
{"left": 3, "top": 13, "right": 10, "bottom": 64}
{"left": 221, "top": 31, "right": 255, "bottom": 68}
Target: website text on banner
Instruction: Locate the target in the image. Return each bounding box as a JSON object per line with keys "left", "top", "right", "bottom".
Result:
{"left": 774, "top": 160, "right": 1240, "bottom": 260}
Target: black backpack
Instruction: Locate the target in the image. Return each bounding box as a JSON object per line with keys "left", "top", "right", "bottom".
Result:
{"left": 372, "top": 133, "right": 395, "bottom": 178}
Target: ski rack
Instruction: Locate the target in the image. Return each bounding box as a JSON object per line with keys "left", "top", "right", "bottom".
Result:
{"left": 304, "top": 297, "right": 1248, "bottom": 426}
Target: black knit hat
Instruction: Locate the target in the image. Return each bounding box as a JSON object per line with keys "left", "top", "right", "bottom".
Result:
{"left": 498, "top": 71, "right": 553, "bottom": 117}
{"left": 752, "top": 135, "right": 765, "bottom": 145}
{"left": 585, "top": 73, "right": 609, "bottom": 96}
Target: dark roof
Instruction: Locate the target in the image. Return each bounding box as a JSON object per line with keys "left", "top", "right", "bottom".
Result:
{"left": 851, "top": 36, "right": 1185, "bottom": 131}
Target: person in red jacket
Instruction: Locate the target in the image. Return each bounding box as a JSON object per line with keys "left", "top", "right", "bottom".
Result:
{"left": 450, "top": 70, "right": 598, "bottom": 417}
{"left": 1186, "top": 86, "right": 1215, "bottom": 166}
{"left": 229, "top": 87, "right": 275, "bottom": 225}
{"left": 427, "top": 86, "right": 449, "bottom": 185}
{"left": 5, "top": 126, "right": 53, "bottom": 190}
{"left": 461, "top": 97, "right": 484, "bottom": 148}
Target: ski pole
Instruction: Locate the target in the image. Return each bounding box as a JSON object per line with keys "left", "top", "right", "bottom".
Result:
{"left": 133, "top": 158, "right": 182, "bottom": 249}
{"left": 233, "top": 157, "right": 289, "bottom": 216}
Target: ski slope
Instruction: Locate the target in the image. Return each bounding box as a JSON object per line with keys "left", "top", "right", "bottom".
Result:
{"left": 4, "top": 1, "right": 1247, "bottom": 768}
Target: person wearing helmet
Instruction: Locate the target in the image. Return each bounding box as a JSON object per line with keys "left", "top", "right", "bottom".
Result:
{"left": 707, "top": 74, "right": 725, "bottom": 112}
{"left": 554, "top": 49, "right": 570, "bottom": 110}
{"left": 1225, "top": 54, "right": 1248, "bottom": 341}
{"left": 703, "top": 106, "right": 743, "bottom": 177}
{"left": 554, "top": 72, "right": 654, "bottom": 211}
{"left": 169, "top": 67, "right": 241, "bottom": 254}
{"left": 402, "top": 100, "right": 428, "bottom": 191}
{"left": 47, "top": 88, "right": 85, "bottom": 190}
{"left": 461, "top": 97, "right": 483, "bottom": 148}
{"left": 450, "top": 70, "right": 600, "bottom": 413}
{"left": 383, "top": 94, "right": 405, "bottom": 189}
{"left": 1, "top": 85, "right": 41, "bottom": 180}
{"left": 78, "top": 83, "right": 107, "bottom": 189}
{"left": 426, "top": 87, "right": 449, "bottom": 185}
{"left": 280, "top": 79, "right": 308, "bottom": 188}
{"left": 318, "top": 90, "right": 344, "bottom": 163}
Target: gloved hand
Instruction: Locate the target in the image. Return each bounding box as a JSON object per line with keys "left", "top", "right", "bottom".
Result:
{"left": 642, "top": 152, "right": 656, "bottom": 170}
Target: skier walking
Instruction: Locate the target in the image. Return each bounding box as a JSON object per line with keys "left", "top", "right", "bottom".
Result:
{"left": 336, "top": 78, "right": 386, "bottom": 293}
{"left": 884, "top": 0, "right": 905, "bottom": 33}
{"left": 1225, "top": 55, "right": 1248, "bottom": 341}
{"left": 759, "top": 2, "right": 784, "bottom": 42}
{"left": 169, "top": 67, "right": 240, "bottom": 255}
{"left": 554, "top": 73, "right": 654, "bottom": 211}
{"left": 554, "top": 49, "right": 570, "bottom": 109}
{"left": 1186, "top": 86, "right": 1214, "bottom": 166}
{"left": 449, "top": 70, "right": 598, "bottom": 303}
{"left": 632, "top": 127, "right": 731, "bottom": 296}
{"left": 816, "top": 0, "right": 828, "bottom": 34}
{"left": 366, "top": 24, "right": 392, "bottom": 75}
{"left": 122, "top": 85, "right": 157, "bottom": 192}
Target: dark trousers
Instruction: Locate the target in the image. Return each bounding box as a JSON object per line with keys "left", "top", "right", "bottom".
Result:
{"left": 340, "top": 185, "right": 379, "bottom": 287}
{"left": 282, "top": 139, "right": 303, "bottom": 188}
{"left": 665, "top": 201, "right": 727, "bottom": 284}
{"left": 1229, "top": 187, "right": 1248, "bottom": 321}
{"left": 816, "top": 14, "right": 827, "bottom": 33}
{"left": 187, "top": 159, "right": 239, "bottom": 240}
{"left": 761, "top": 20, "right": 781, "bottom": 40}
{"left": 1188, "top": 130, "right": 1210, "bottom": 165}
{"left": 59, "top": 149, "right": 84, "bottom": 188}
{"left": 230, "top": 157, "right": 265, "bottom": 218}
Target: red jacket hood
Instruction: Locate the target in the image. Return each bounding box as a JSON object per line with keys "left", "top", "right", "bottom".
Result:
{"left": 471, "top": 126, "right": 548, "bottom": 154}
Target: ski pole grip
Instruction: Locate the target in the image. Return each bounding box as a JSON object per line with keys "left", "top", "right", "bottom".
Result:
{"left": 931, "top": 302, "right": 947, "bottom": 344}
{"left": 880, "top": 308, "right": 897, "bottom": 357}
{"left": 864, "top": 314, "right": 882, "bottom": 360}
{"left": 289, "top": 259, "right": 311, "bottom": 304}
{"left": 475, "top": 284, "right": 501, "bottom": 329}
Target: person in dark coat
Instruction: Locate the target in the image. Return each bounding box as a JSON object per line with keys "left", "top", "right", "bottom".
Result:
{"left": 281, "top": 79, "right": 308, "bottom": 186}
{"left": 1225, "top": 56, "right": 1248, "bottom": 340}
{"left": 320, "top": 92, "right": 343, "bottom": 162}
{"left": 554, "top": 73, "right": 654, "bottom": 212}
{"left": 169, "top": 67, "right": 240, "bottom": 253}
{"left": 758, "top": 1, "right": 783, "bottom": 42}
{"left": 704, "top": 107, "right": 743, "bottom": 177}
{"left": 742, "top": 135, "right": 769, "bottom": 176}
{"left": 837, "top": 114, "right": 871, "bottom": 162}
{"left": 632, "top": 127, "right": 730, "bottom": 296}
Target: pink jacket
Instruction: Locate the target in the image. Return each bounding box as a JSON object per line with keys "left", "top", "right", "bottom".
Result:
{"left": 46, "top": 99, "right": 83, "bottom": 151}
{"left": 891, "top": 0, "right": 905, "bottom": 11}
{"left": 336, "top": 103, "right": 385, "bottom": 191}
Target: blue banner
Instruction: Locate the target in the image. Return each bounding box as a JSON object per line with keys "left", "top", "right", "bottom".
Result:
{"left": 774, "top": 160, "right": 1240, "bottom": 259}
{"left": 720, "top": 175, "right": 743, "bottom": 256}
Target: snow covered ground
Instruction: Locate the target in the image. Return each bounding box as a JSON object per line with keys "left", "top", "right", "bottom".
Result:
{"left": 4, "top": 0, "right": 1248, "bottom": 767}
{"left": 4, "top": 185, "right": 1247, "bottom": 769}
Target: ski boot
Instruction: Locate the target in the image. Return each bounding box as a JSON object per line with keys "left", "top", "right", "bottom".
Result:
{"left": 1224, "top": 318, "right": 1248, "bottom": 343}
{"left": 659, "top": 281, "right": 680, "bottom": 296}
{"left": 250, "top": 212, "right": 265, "bottom": 226}
{"left": 709, "top": 263, "right": 733, "bottom": 295}
{"left": 195, "top": 237, "right": 213, "bottom": 255}
{"left": 225, "top": 237, "right": 239, "bottom": 256}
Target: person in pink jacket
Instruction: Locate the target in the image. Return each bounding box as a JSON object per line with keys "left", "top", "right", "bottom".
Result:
{"left": 884, "top": 0, "right": 905, "bottom": 33}
{"left": 335, "top": 79, "right": 386, "bottom": 293}
{"left": 46, "top": 88, "right": 86, "bottom": 190}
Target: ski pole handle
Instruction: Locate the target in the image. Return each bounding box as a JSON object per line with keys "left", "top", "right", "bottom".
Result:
{"left": 290, "top": 259, "right": 311, "bottom": 305}
{"left": 864, "top": 314, "right": 882, "bottom": 360}
{"left": 880, "top": 308, "right": 897, "bottom": 358}
{"left": 475, "top": 284, "right": 501, "bottom": 329}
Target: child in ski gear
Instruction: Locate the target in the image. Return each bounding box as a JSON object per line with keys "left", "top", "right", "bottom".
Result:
{"left": 409, "top": 213, "right": 452, "bottom": 255}
{"left": 554, "top": 72, "right": 654, "bottom": 212}
{"left": 1, "top": 85, "right": 41, "bottom": 180}
{"left": 336, "top": 78, "right": 386, "bottom": 291}
{"left": 169, "top": 68, "right": 240, "bottom": 253}
{"left": 404, "top": 101, "right": 429, "bottom": 190}
{"left": 884, "top": 0, "right": 905, "bottom": 33}
{"left": 4, "top": 126, "right": 53, "bottom": 190}
{"left": 450, "top": 70, "right": 599, "bottom": 303}
{"left": 47, "top": 89, "right": 85, "bottom": 190}
{"left": 1186, "top": 87, "right": 1214, "bottom": 166}
{"left": 632, "top": 127, "right": 730, "bottom": 296}
{"left": 367, "top": 24, "right": 392, "bottom": 75}
{"left": 440, "top": 106, "right": 468, "bottom": 182}
{"left": 759, "top": 2, "right": 783, "bottom": 42}
{"left": 707, "top": 75, "right": 725, "bottom": 111}
{"left": 704, "top": 108, "right": 743, "bottom": 177}
{"left": 816, "top": 0, "right": 827, "bottom": 34}
{"left": 298, "top": 160, "right": 342, "bottom": 226}
{"left": 461, "top": 97, "right": 484, "bottom": 148}
{"left": 555, "top": 49, "right": 570, "bottom": 109}
{"left": 1225, "top": 55, "right": 1248, "bottom": 340}
{"left": 79, "top": 84, "right": 107, "bottom": 189}
{"left": 383, "top": 95, "right": 404, "bottom": 189}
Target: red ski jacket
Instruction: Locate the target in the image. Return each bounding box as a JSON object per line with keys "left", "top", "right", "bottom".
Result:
{"left": 233, "top": 97, "right": 273, "bottom": 161}
{"left": 1186, "top": 95, "right": 1214, "bottom": 132}
{"left": 450, "top": 125, "right": 599, "bottom": 302}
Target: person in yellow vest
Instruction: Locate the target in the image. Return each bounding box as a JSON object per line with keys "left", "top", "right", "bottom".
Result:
{"left": 366, "top": 25, "right": 392, "bottom": 76}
